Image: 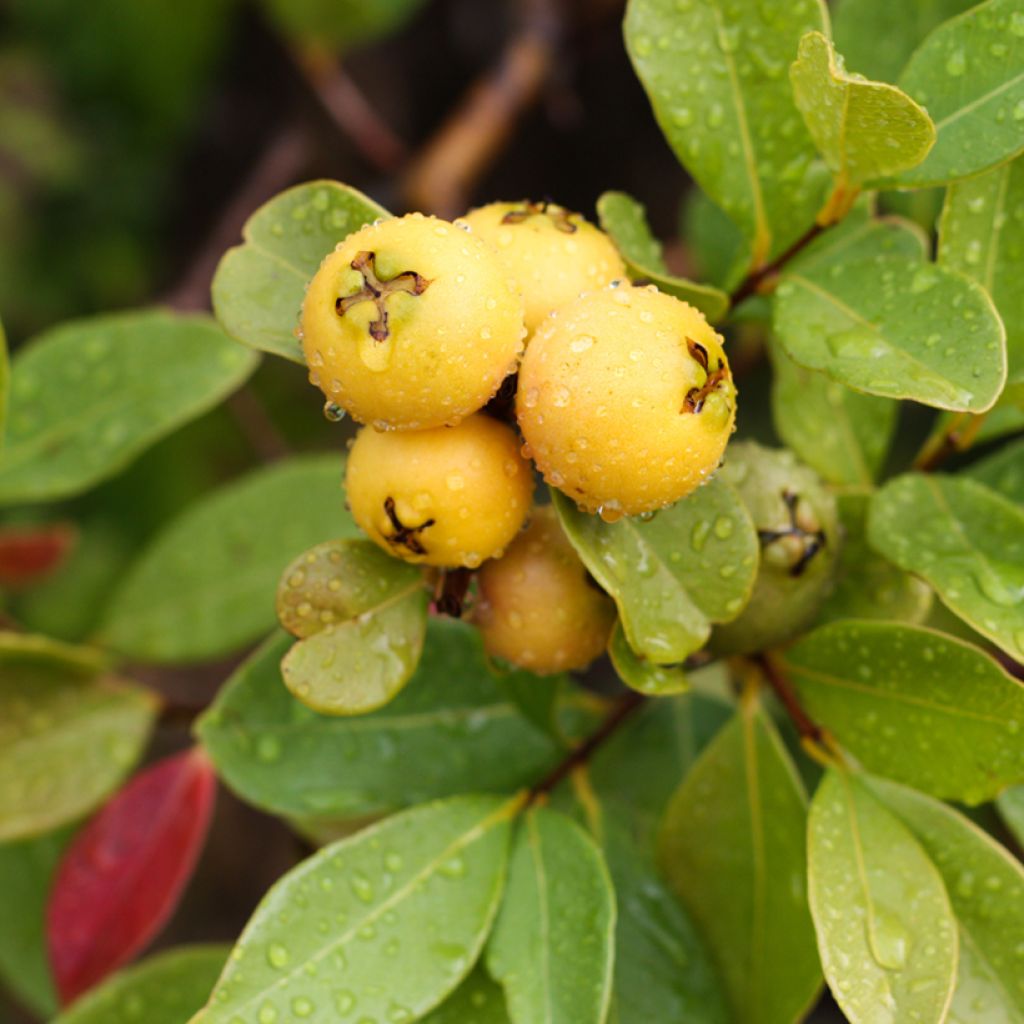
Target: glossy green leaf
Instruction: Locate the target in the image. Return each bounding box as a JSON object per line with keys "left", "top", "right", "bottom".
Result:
{"left": 891, "top": 0, "right": 1024, "bottom": 187}
{"left": 420, "top": 967, "right": 511, "bottom": 1023}
{"left": 101, "top": 455, "right": 357, "bottom": 663}
{"left": 278, "top": 539, "right": 428, "bottom": 715}
{"left": 807, "top": 770, "right": 958, "bottom": 1024}
{"left": 817, "top": 492, "right": 933, "bottom": 625}
{"left": 602, "top": 821, "right": 729, "bottom": 1024}
{"left": 0, "top": 636, "right": 157, "bottom": 841}
{"left": 212, "top": 180, "right": 389, "bottom": 362}
{"left": 194, "top": 795, "right": 516, "bottom": 1024}
{"left": 486, "top": 807, "right": 615, "bottom": 1024}
{"left": 260, "top": 0, "right": 426, "bottom": 51}
{"left": 791, "top": 32, "right": 935, "bottom": 186}
{"left": 768, "top": 340, "right": 898, "bottom": 487}
{"left": 54, "top": 945, "right": 228, "bottom": 1024}
{"left": 596, "top": 191, "right": 729, "bottom": 322}
{"left": 585, "top": 681, "right": 733, "bottom": 850}
{"left": 0, "top": 826, "right": 72, "bottom": 1017}
{"left": 0, "top": 315, "right": 7, "bottom": 447}
{"left": 197, "top": 621, "right": 566, "bottom": 820}
{"left": 968, "top": 437, "right": 1024, "bottom": 503}
{"left": 868, "top": 473, "right": 1024, "bottom": 661}
{"left": 681, "top": 190, "right": 750, "bottom": 292}
{"left": 773, "top": 251, "right": 1007, "bottom": 412}
{"left": 552, "top": 480, "right": 758, "bottom": 664}
{"left": 658, "top": 702, "right": 821, "bottom": 1024}
{"left": 787, "top": 202, "right": 929, "bottom": 270}
{"left": 867, "top": 777, "right": 1024, "bottom": 1021}
{"left": 624, "top": 0, "right": 829, "bottom": 268}
{"left": 997, "top": 788, "right": 1024, "bottom": 848}
{"left": 832, "top": 0, "right": 977, "bottom": 83}
{"left": 0, "top": 311, "right": 258, "bottom": 506}
{"left": 607, "top": 621, "right": 688, "bottom": 696}
{"left": 781, "top": 620, "right": 1024, "bottom": 803}
{"left": 940, "top": 154, "right": 1024, "bottom": 386}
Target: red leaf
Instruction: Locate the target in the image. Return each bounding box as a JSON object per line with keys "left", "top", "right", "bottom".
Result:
{"left": 0, "top": 523, "right": 77, "bottom": 589}
{"left": 47, "top": 748, "right": 217, "bottom": 1005}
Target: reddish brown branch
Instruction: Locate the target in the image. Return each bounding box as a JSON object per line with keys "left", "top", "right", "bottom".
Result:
{"left": 730, "top": 222, "right": 825, "bottom": 306}
{"left": 757, "top": 653, "right": 823, "bottom": 744}
{"left": 402, "top": 0, "right": 563, "bottom": 218}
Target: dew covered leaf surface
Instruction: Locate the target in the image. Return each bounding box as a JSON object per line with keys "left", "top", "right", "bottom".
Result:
{"left": 101, "top": 455, "right": 356, "bottom": 663}
{"left": 658, "top": 702, "right": 821, "bottom": 1024}
{"left": 890, "top": 0, "right": 1024, "bottom": 187}
{"left": 419, "top": 967, "right": 511, "bottom": 1023}
{"left": 967, "top": 437, "right": 1024, "bottom": 503}
{"left": 212, "top": 180, "right": 389, "bottom": 362}
{"left": 0, "top": 636, "right": 156, "bottom": 842}
{"left": 867, "top": 777, "right": 1024, "bottom": 1021}
{"left": 807, "top": 770, "right": 958, "bottom": 1024}
{"left": 197, "top": 621, "right": 568, "bottom": 820}
{"left": 485, "top": 807, "right": 615, "bottom": 1024}
{"left": 596, "top": 191, "right": 729, "bottom": 322}
{"left": 625, "top": 0, "right": 830, "bottom": 268}
{"left": 552, "top": 480, "right": 758, "bottom": 664}
{"left": 194, "top": 795, "right": 515, "bottom": 1024}
{"left": 0, "top": 311, "right": 258, "bottom": 506}
{"left": 868, "top": 474, "right": 1024, "bottom": 661}
{"left": 607, "top": 620, "right": 688, "bottom": 696}
{"left": 781, "top": 621, "right": 1024, "bottom": 803}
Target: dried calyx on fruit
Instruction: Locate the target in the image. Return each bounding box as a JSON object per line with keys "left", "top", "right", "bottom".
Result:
{"left": 300, "top": 212, "right": 526, "bottom": 430}
{"left": 516, "top": 283, "right": 736, "bottom": 519}
{"left": 345, "top": 413, "right": 534, "bottom": 569}
{"left": 710, "top": 441, "right": 839, "bottom": 655}
{"left": 475, "top": 505, "right": 616, "bottom": 675}
{"left": 463, "top": 200, "right": 625, "bottom": 337}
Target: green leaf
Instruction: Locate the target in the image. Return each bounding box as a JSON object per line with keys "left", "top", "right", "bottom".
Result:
{"left": 773, "top": 251, "right": 1007, "bottom": 412}
{"left": 420, "top": 967, "right": 511, "bottom": 1023}
{"left": 658, "top": 701, "right": 821, "bottom": 1024}
{"left": 787, "top": 202, "right": 929, "bottom": 270}
{"left": 0, "top": 311, "right": 258, "bottom": 506}
{"left": 0, "top": 826, "right": 73, "bottom": 1017}
{"left": 602, "top": 821, "right": 729, "bottom": 1024}
{"left": 807, "top": 770, "right": 958, "bottom": 1024}
{"left": 585, "top": 682, "right": 733, "bottom": 851}
{"left": 867, "top": 777, "right": 1024, "bottom": 1021}
{"left": 768, "top": 340, "right": 898, "bottom": 487}
{"left": 817, "top": 492, "right": 933, "bottom": 625}
{"left": 260, "top": 0, "right": 426, "bottom": 51}
{"left": 486, "top": 808, "right": 615, "bottom": 1024}
{"left": 890, "top": 0, "right": 1024, "bottom": 187}
{"left": 212, "top": 180, "right": 389, "bottom": 363}
{"left": 596, "top": 191, "right": 729, "bottom": 322}
{"left": 0, "top": 315, "right": 7, "bottom": 447}
{"left": 194, "top": 795, "right": 516, "bottom": 1024}
{"left": 552, "top": 479, "right": 758, "bottom": 664}
{"left": 100, "top": 455, "right": 358, "bottom": 663}
{"left": 681, "top": 190, "right": 750, "bottom": 292}
{"left": 0, "top": 635, "right": 157, "bottom": 841}
{"left": 968, "top": 437, "right": 1024, "bottom": 503}
{"left": 278, "top": 539, "right": 428, "bottom": 715}
{"left": 940, "top": 154, "right": 1024, "bottom": 386}
{"left": 780, "top": 620, "right": 1024, "bottom": 803}
{"left": 790, "top": 32, "right": 935, "bottom": 187}
{"left": 197, "top": 621, "right": 567, "bottom": 820}
{"left": 53, "top": 945, "right": 228, "bottom": 1024}
{"left": 832, "top": 0, "right": 977, "bottom": 84}
{"left": 607, "top": 621, "right": 688, "bottom": 696}
{"left": 624, "top": 0, "right": 829, "bottom": 268}
{"left": 998, "top": 788, "right": 1024, "bottom": 848}
{"left": 868, "top": 473, "right": 1024, "bottom": 662}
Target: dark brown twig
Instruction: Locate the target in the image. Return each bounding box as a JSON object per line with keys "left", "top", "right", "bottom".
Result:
{"left": 730, "top": 222, "right": 825, "bottom": 306}
{"left": 530, "top": 690, "right": 645, "bottom": 799}
{"left": 756, "top": 652, "right": 823, "bottom": 745}
{"left": 402, "top": 0, "right": 563, "bottom": 218}
{"left": 912, "top": 412, "right": 989, "bottom": 472}
{"left": 292, "top": 44, "right": 407, "bottom": 172}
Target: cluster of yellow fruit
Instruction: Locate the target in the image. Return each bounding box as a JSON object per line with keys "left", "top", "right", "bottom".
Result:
{"left": 299, "top": 201, "right": 737, "bottom": 673}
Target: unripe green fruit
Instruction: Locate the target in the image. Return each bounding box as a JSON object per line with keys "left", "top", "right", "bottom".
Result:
{"left": 463, "top": 201, "right": 626, "bottom": 337}
{"left": 475, "top": 506, "right": 615, "bottom": 674}
{"left": 710, "top": 442, "right": 839, "bottom": 655}
{"left": 301, "top": 212, "right": 525, "bottom": 430}
{"left": 345, "top": 414, "right": 534, "bottom": 569}
{"left": 516, "top": 284, "right": 737, "bottom": 518}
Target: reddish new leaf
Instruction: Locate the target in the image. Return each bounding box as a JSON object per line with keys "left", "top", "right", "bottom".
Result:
{"left": 47, "top": 748, "right": 216, "bottom": 1005}
{"left": 0, "top": 523, "right": 77, "bottom": 589}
